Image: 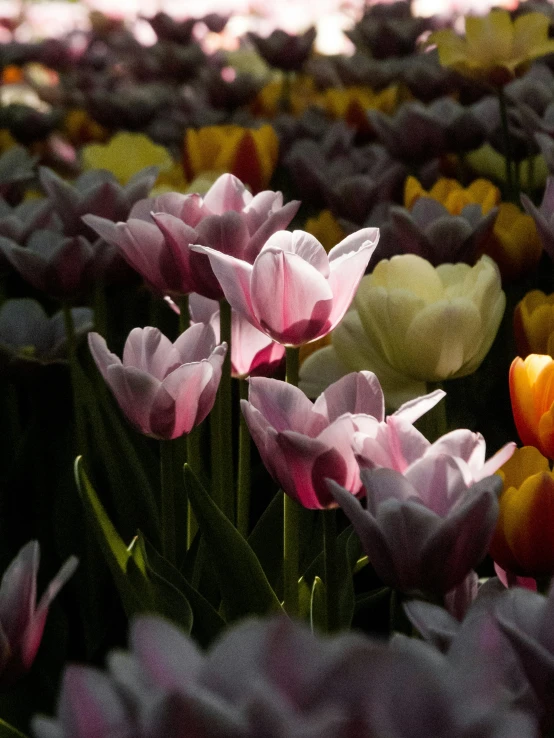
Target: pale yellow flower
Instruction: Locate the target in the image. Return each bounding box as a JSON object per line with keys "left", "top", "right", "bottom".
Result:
{"left": 81, "top": 132, "right": 175, "bottom": 185}
{"left": 430, "top": 10, "right": 554, "bottom": 85}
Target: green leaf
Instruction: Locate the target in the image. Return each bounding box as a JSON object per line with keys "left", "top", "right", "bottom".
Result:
{"left": 75, "top": 456, "right": 152, "bottom": 617}
{"left": 310, "top": 576, "right": 326, "bottom": 633}
{"left": 184, "top": 464, "right": 283, "bottom": 619}
{"left": 140, "top": 534, "right": 225, "bottom": 646}
{"left": 0, "top": 719, "right": 28, "bottom": 738}
{"left": 248, "top": 490, "right": 283, "bottom": 594}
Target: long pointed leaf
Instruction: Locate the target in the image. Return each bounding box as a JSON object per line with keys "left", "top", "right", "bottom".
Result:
{"left": 184, "top": 464, "right": 282, "bottom": 619}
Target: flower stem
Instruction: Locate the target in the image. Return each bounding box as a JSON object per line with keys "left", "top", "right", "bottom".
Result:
{"left": 186, "top": 427, "right": 200, "bottom": 548}
{"left": 211, "top": 300, "right": 234, "bottom": 520}
{"left": 284, "top": 345, "right": 301, "bottom": 617}
{"left": 323, "top": 508, "right": 339, "bottom": 632}
{"left": 178, "top": 294, "right": 190, "bottom": 334}
{"left": 159, "top": 439, "right": 177, "bottom": 564}
{"left": 62, "top": 302, "right": 88, "bottom": 459}
{"left": 497, "top": 87, "right": 518, "bottom": 203}
{"left": 93, "top": 280, "right": 108, "bottom": 339}
{"left": 237, "top": 378, "right": 251, "bottom": 537}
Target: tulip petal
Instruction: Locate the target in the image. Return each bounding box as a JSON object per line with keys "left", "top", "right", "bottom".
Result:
{"left": 251, "top": 249, "right": 333, "bottom": 345}
{"left": 312, "top": 371, "right": 385, "bottom": 423}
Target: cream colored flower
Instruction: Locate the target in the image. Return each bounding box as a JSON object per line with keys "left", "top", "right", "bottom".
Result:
{"left": 354, "top": 254, "right": 505, "bottom": 383}
{"left": 430, "top": 10, "right": 554, "bottom": 85}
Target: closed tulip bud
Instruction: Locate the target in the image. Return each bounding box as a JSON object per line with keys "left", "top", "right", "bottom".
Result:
{"left": 88, "top": 324, "right": 226, "bottom": 440}
{"left": 510, "top": 354, "right": 554, "bottom": 459}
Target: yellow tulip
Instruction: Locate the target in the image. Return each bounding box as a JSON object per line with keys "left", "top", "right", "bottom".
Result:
{"left": 404, "top": 175, "right": 500, "bottom": 215}
{"left": 81, "top": 132, "right": 175, "bottom": 185}
{"left": 514, "top": 290, "right": 554, "bottom": 358}
{"left": 482, "top": 202, "right": 542, "bottom": 282}
{"left": 64, "top": 108, "right": 109, "bottom": 146}
{"left": 304, "top": 210, "right": 345, "bottom": 253}
{"left": 429, "top": 10, "right": 554, "bottom": 85}
{"left": 490, "top": 446, "right": 554, "bottom": 577}
{"left": 323, "top": 85, "right": 399, "bottom": 132}
{"left": 183, "top": 124, "right": 278, "bottom": 193}
{"left": 253, "top": 76, "right": 318, "bottom": 118}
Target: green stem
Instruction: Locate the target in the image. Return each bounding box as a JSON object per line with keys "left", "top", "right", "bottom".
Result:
{"left": 159, "top": 439, "right": 177, "bottom": 564}
{"left": 186, "top": 427, "right": 200, "bottom": 548}
{"left": 62, "top": 302, "right": 88, "bottom": 459}
{"left": 285, "top": 345, "right": 300, "bottom": 386}
{"left": 237, "top": 378, "right": 251, "bottom": 537}
{"left": 179, "top": 294, "right": 190, "bottom": 334}
{"left": 218, "top": 299, "right": 234, "bottom": 522}
{"left": 497, "top": 87, "right": 518, "bottom": 202}
{"left": 323, "top": 509, "right": 338, "bottom": 632}
{"left": 278, "top": 71, "right": 293, "bottom": 113}
{"left": 283, "top": 494, "right": 300, "bottom": 617}
{"left": 283, "top": 345, "right": 301, "bottom": 617}
{"left": 92, "top": 280, "right": 108, "bottom": 338}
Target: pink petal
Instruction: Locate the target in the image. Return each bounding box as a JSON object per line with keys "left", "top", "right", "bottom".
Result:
{"left": 173, "top": 323, "right": 217, "bottom": 364}
{"left": 88, "top": 332, "right": 121, "bottom": 383}
{"left": 248, "top": 377, "right": 326, "bottom": 435}
{"left": 250, "top": 249, "right": 333, "bottom": 345}
{"left": 275, "top": 431, "right": 339, "bottom": 509}
{"left": 326, "top": 230, "right": 379, "bottom": 330}
{"left": 478, "top": 442, "right": 517, "bottom": 480}
{"left": 195, "top": 212, "right": 250, "bottom": 259}
{"left": 244, "top": 199, "right": 300, "bottom": 262}
{"left": 0, "top": 541, "right": 38, "bottom": 647}
{"left": 122, "top": 327, "right": 178, "bottom": 379}
{"left": 190, "top": 245, "right": 259, "bottom": 331}
{"left": 24, "top": 556, "right": 78, "bottom": 669}
{"left": 106, "top": 365, "right": 161, "bottom": 435}
{"left": 393, "top": 389, "right": 446, "bottom": 425}
{"left": 203, "top": 173, "right": 251, "bottom": 214}
{"left": 313, "top": 371, "right": 385, "bottom": 423}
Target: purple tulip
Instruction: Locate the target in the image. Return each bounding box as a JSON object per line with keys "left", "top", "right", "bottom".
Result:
{"left": 88, "top": 323, "right": 226, "bottom": 439}
{"left": 375, "top": 197, "right": 498, "bottom": 265}
{"left": 522, "top": 175, "right": 554, "bottom": 260}
{"left": 0, "top": 229, "right": 95, "bottom": 300}
{"left": 0, "top": 541, "right": 77, "bottom": 687}
{"left": 329, "top": 466, "right": 501, "bottom": 597}
{"left": 33, "top": 613, "right": 538, "bottom": 738}
{"left": 84, "top": 174, "right": 300, "bottom": 300}
{"left": 193, "top": 228, "right": 378, "bottom": 346}
{"left": 247, "top": 27, "right": 316, "bottom": 72}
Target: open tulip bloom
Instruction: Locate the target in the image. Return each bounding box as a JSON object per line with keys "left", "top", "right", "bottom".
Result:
{"left": 241, "top": 371, "right": 446, "bottom": 509}
{"left": 192, "top": 228, "right": 379, "bottom": 346}
{"left": 88, "top": 324, "right": 226, "bottom": 440}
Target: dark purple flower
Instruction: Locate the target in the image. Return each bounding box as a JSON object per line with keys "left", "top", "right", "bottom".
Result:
{"left": 248, "top": 27, "right": 316, "bottom": 72}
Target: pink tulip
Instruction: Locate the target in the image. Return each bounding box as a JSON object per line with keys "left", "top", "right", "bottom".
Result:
{"left": 88, "top": 324, "right": 226, "bottom": 439}
{"left": 188, "top": 293, "right": 285, "bottom": 378}
{"left": 242, "top": 371, "right": 388, "bottom": 509}
{"left": 83, "top": 174, "right": 300, "bottom": 300}
{"left": 0, "top": 541, "right": 77, "bottom": 686}
{"left": 192, "top": 228, "right": 379, "bottom": 346}
{"left": 353, "top": 413, "right": 516, "bottom": 483}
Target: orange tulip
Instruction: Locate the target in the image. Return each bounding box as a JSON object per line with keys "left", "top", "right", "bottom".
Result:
{"left": 490, "top": 446, "right": 554, "bottom": 577}
{"left": 510, "top": 354, "right": 554, "bottom": 459}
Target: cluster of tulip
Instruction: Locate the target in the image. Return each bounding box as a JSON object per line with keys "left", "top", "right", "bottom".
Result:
{"left": 5, "top": 0, "right": 554, "bottom": 735}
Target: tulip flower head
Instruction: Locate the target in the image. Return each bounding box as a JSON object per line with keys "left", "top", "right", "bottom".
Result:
{"left": 429, "top": 10, "right": 554, "bottom": 86}
{"left": 490, "top": 445, "right": 554, "bottom": 578}
{"left": 330, "top": 467, "right": 501, "bottom": 597}
{"left": 514, "top": 290, "right": 554, "bottom": 357}
{"left": 510, "top": 354, "right": 554, "bottom": 459}
{"left": 88, "top": 324, "right": 226, "bottom": 440}
{"left": 0, "top": 541, "right": 77, "bottom": 687}
{"left": 193, "top": 228, "right": 379, "bottom": 347}
{"left": 354, "top": 254, "right": 505, "bottom": 383}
